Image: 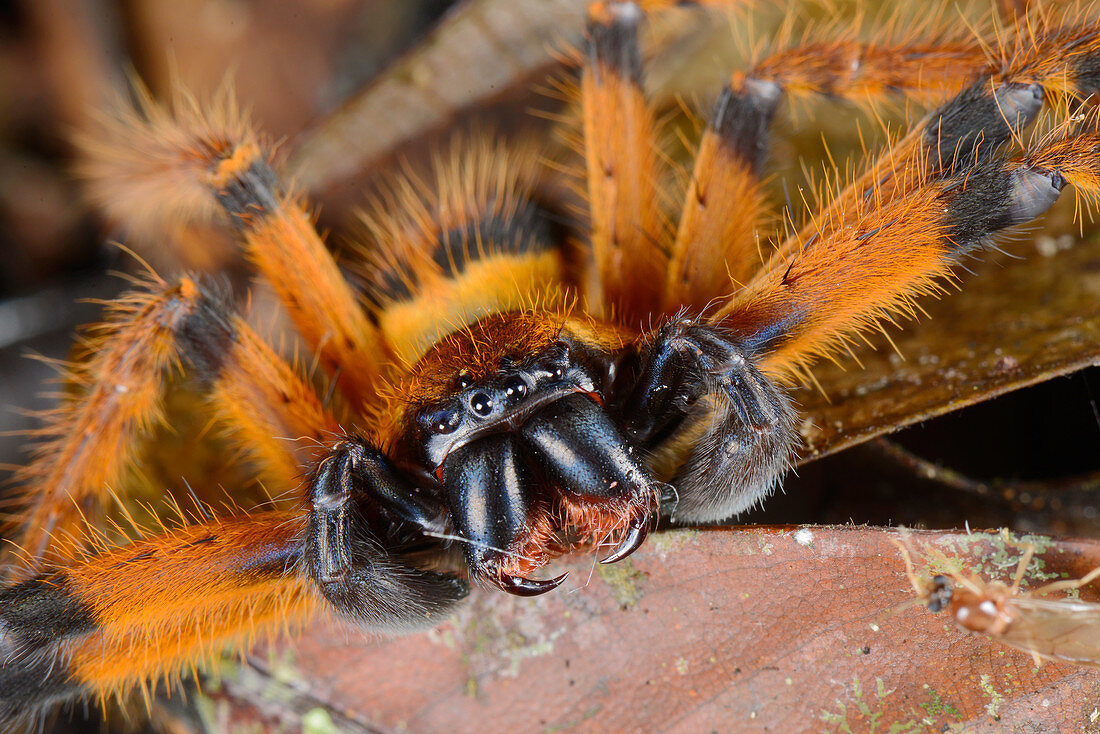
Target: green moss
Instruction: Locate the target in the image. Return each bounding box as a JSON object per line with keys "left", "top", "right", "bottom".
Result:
{"left": 941, "top": 530, "right": 1059, "bottom": 586}
{"left": 820, "top": 676, "right": 967, "bottom": 733}
{"left": 979, "top": 674, "right": 1005, "bottom": 719}
{"left": 648, "top": 529, "right": 699, "bottom": 553}
{"left": 919, "top": 685, "right": 962, "bottom": 720}
{"left": 302, "top": 708, "right": 339, "bottom": 734}
{"left": 597, "top": 558, "right": 643, "bottom": 608}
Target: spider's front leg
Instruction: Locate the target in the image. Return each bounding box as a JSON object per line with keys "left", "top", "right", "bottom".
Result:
{"left": 305, "top": 439, "right": 467, "bottom": 630}
{"left": 616, "top": 319, "right": 798, "bottom": 523}
{"left": 0, "top": 443, "right": 466, "bottom": 721}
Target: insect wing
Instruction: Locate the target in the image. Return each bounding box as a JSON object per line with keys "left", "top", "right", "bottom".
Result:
{"left": 998, "top": 597, "right": 1100, "bottom": 667}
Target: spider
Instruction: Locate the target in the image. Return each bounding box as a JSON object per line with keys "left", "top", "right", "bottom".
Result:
{"left": 1, "top": 0, "right": 1099, "bottom": 725}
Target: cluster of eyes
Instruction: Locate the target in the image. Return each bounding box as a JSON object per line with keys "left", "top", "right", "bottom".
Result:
{"left": 428, "top": 357, "right": 571, "bottom": 434}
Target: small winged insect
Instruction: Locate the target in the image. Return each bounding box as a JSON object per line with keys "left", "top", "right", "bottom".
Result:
{"left": 897, "top": 538, "right": 1100, "bottom": 668}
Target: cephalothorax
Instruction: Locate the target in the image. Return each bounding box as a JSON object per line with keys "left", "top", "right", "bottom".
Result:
{"left": 312, "top": 310, "right": 795, "bottom": 600}
{"left": 1, "top": 0, "right": 1098, "bottom": 723}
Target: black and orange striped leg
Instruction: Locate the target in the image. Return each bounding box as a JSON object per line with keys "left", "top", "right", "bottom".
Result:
{"left": 0, "top": 434, "right": 464, "bottom": 722}
{"left": 173, "top": 280, "right": 343, "bottom": 490}
{"left": 582, "top": 1, "right": 668, "bottom": 325}
{"left": 749, "top": 38, "right": 988, "bottom": 107}
{"left": 0, "top": 511, "right": 313, "bottom": 721}
{"left": 207, "top": 151, "right": 387, "bottom": 409}
{"left": 663, "top": 76, "right": 780, "bottom": 311}
{"left": 771, "top": 13, "right": 1100, "bottom": 267}
{"left": 662, "top": 26, "right": 1075, "bottom": 311}
{"left": 4, "top": 278, "right": 210, "bottom": 574}
{"left": 0, "top": 443, "right": 468, "bottom": 722}
{"left": 781, "top": 78, "right": 1044, "bottom": 262}
{"left": 717, "top": 138, "right": 1069, "bottom": 380}
{"left": 616, "top": 319, "right": 797, "bottom": 522}
{"left": 305, "top": 439, "right": 466, "bottom": 629}
{"left": 80, "top": 89, "right": 390, "bottom": 409}
{"left": 4, "top": 276, "right": 343, "bottom": 577}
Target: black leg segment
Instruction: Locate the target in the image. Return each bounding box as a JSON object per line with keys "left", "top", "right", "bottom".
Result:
{"left": 618, "top": 318, "right": 798, "bottom": 523}
{"left": 305, "top": 440, "right": 466, "bottom": 632}
{"left": 0, "top": 576, "right": 94, "bottom": 719}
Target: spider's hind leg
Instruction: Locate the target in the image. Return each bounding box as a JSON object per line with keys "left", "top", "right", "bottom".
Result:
{"left": 305, "top": 439, "right": 467, "bottom": 631}
{"left": 617, "top": 319, "right": 797, "bottom": 523}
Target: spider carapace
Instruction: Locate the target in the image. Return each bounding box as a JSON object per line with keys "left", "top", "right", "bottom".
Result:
{"left": 368, "top": 307, "right": 793, "bottom": 594}
{"left": 2, "top": 0, "right": 1100, "bottom": 722}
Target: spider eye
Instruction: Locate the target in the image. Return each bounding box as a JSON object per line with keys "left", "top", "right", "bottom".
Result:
{"left": 547, "top": 340, "right": 570, "bottom": 360}
{"left": 546, "top": 360, "right": 568, "bottom": 381}
{"left": 469, "top": 392, "right": 494, "bottom": 417}
{"left": 540, "top": 341, "right": 571, "bottom": 382}
{"left": 502, "top": 375, "right": 527, "bottom": 399}
{"left": 423, "top": 407, "right": 461, "bottom": 435}
{"left": 456, "top": 371, "right": 474, "bottom": 390}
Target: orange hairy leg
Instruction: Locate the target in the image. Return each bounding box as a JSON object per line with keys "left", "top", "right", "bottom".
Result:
{"left": 582, "top": 1, "right": 668, "bottom": 325}
{"left": 80, "top": 88, "right": 389, "bottom": 409}
{"left": 0, "top": 278, "right": 466, "bottom": 718}
{"left": 663, "top": 73, "right": 778, "bottom": 310}
{"left": 768, "top": 15, "right": 1100, "bottom": 270}
{"left": 0, "top": 512, "right": 316, "bottom": 709}
{"left": 1024, "top": 128, "right": 1100, "bottom": 201}
{"left": 663, "top": 27, "right": 1027, "bottom": 310}
{"left": 207, "top": 151, "right": 386, "bottom": 410}
{"left": 5, "top": 276, "right": 342, "bottom": 575}
{"left": 0, "top": 427, "right": 470, "bottom": 719}
{"left": 999, "top": 15, "right": 1100, "bottom": 98}
{"left": 718, "top": 177, "right": 963, "bottom": 377}
{"left": 716, "top": 141, "right": 1085, "bottom": 379}
{"left": 768, "top": 84, "right": 1030, "bottom": 272}
{"left": 634, "top": 0, "right": 747, "bottom": 8}
{"left": 4, "top": 278, "right": 205, "bottom": 572}
{"left": 714, "top": 16, "right": 1100, "bottom": 376}
{"left": 750, "top": 39, "right": 988, "bottom": 106}
{"left": 178, "top": 294, "right": 343, "bottom": 493}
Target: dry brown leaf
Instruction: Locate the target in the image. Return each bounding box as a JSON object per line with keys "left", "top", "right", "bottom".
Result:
{"left": 211, "top": 526, "right": 1100, "bottom": 732}
{"left": 797, "top": 215, "right": 1100, "bottom": 464}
